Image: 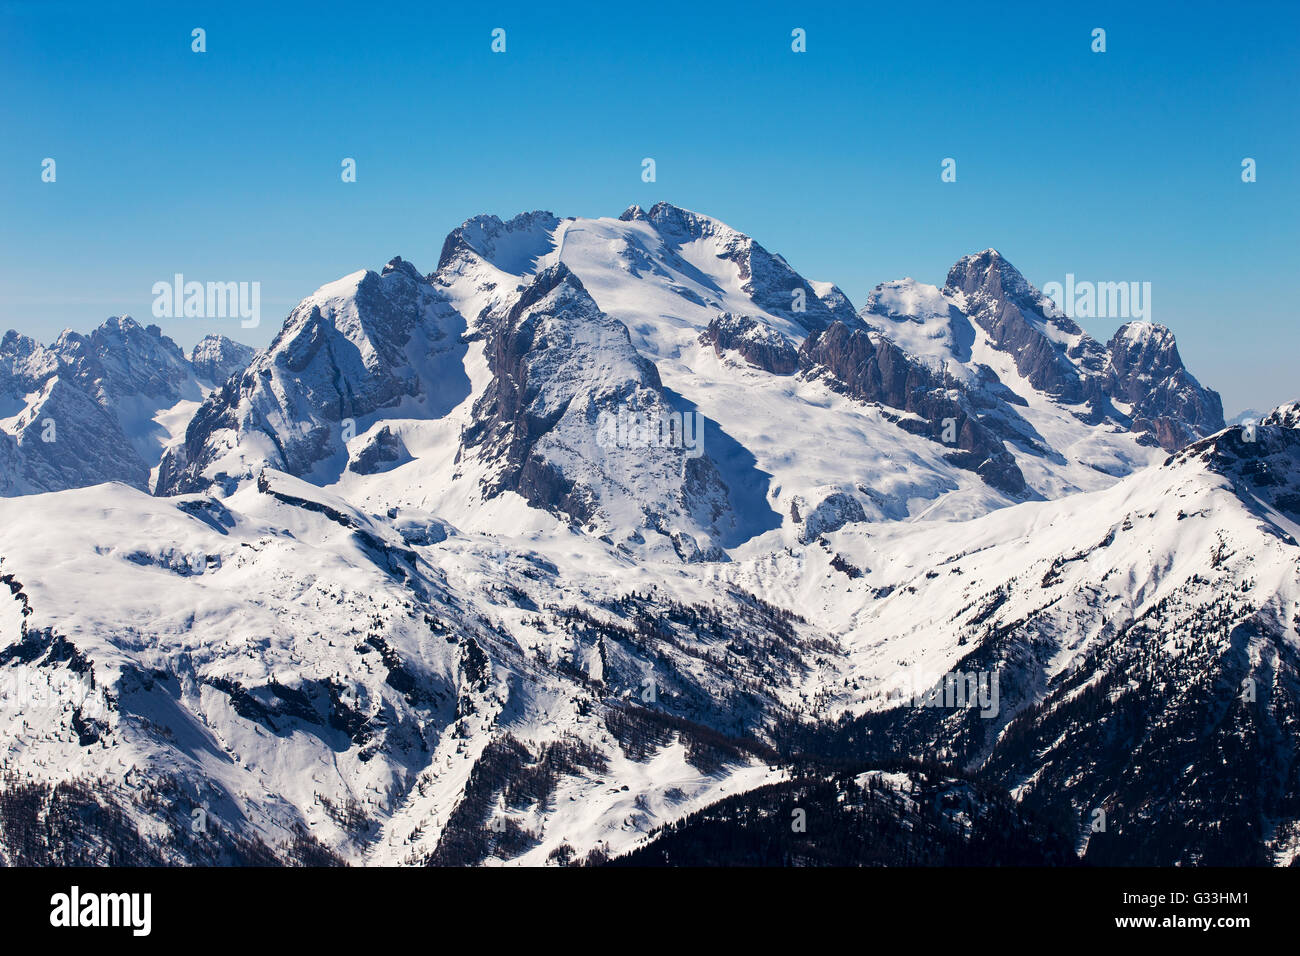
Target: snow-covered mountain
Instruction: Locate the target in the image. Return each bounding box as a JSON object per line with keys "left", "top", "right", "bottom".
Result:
{"left": 4, "top": 202, "right": 1292, "bottom": 868}
{"left": 189, "top": 334, "right": 257, "bottom": 386}
{"left": 155, "top": 205, "right": 1220, "bottom": 546}
{"left": 861, "top": 253, "right": 1223, "bottom": 453}
{"left": 0, "top": 318, "right": 256, "bottom": 495}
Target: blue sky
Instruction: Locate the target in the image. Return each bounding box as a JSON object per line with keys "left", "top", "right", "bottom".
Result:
{"left": 2, "top": 0, "right": 1296, "bottom": 414}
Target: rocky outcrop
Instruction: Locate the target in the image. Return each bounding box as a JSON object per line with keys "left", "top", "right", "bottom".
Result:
{"left": 797, "top": 490, "right": 868, "bottom": 543}
{"left": 462, "top": 262, "right": 735, "bottom": 557}
{"left": 1261, "top": 402, "right": 1300, "bottom": 429}
{"left": 1105, "top": 322, "right": 1224, "bottom": 451}
{"left": 347, "top": 425, "right": 411, "bottom": 475}
{"left": 156, "top": 257, "right": 469, "bottom": 494}
{"left": 700, "top": 313, "right": 799, "bottom": 374}
{"left": 799, "top": 322, "right": 1027, "bottom": 496}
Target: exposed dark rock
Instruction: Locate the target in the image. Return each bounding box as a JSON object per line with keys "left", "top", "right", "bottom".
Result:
{"left": 1105, "top": 322, "right": 1224, "bottom": 451}
{"left": 797, "top": 491, "right": 867, "bottom": 543}
{"left": 945, "top": 249, "right": 1107, "bottom": 405}
{"left": 462, "top": 262, "right": 737, "bottom": 553}
{"left": 699, "top": 313, "right": 799, "bottom": 374}
{"left": 347, "top": 425, "right": 411, "bottom": 475}
{"left": 798, "top": 322, "right": 1027, "bottom": 496}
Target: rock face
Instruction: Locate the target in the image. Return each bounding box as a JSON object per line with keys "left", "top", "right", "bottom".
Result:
{"left": 797, "top": 489, "right": 868, "bottom": 543}
{"left": 1105, "top": 322, "right": 1224, "bottom": 450}
{"left": 462, "top": 263, "right": 735, "bottom": 559}
{"left": 0, "top": 318, "right": 254, "bottom": 495}
{"left": 156, "top": 257, "right": 469, "bottom": 494}
{"left": 700, "top": 313, "right": 799, "bottom": 374}
{"left": 799, "top": 322, "right": 1028, "bottom": 496}
{"left": 347, "top": 425, "right": 411, "bottom": 475}
{"left": 945, "top": 249, "right": 1111, "bottom": 405}
{"left": 189, "top": 334, "right": 257, "bottom": 385}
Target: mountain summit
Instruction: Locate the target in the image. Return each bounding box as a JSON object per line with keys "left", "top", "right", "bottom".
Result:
{"left": 2, "top": 204, "right": 1283, "bottom": 870}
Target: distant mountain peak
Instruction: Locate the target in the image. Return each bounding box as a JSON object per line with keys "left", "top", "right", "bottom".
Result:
{"left": 945, "top": 248, "right": 1041, "bottom": 312}
{"left": 382, "top": 255, "right": 424, "bottom": 281}
{"left": 189, "top": 333, "right": 256, "bottom": 385}
{"left": 1261, "top": 402, "right": 1300, "bottom": 429}
{"left": 437, "top": 210, "right": 560, "bottom": 274}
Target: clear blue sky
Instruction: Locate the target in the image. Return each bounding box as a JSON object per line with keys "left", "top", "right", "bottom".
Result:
{"left": 2, "top": 0, "right": 1296, "bottom": 415}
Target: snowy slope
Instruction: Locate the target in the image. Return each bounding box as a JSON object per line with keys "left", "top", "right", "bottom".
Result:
{"left": 5, "top": 412, "right": 1298, "bottom": 865}
{"left": 1, "top": 202, "right": 1283, "bottom": 868}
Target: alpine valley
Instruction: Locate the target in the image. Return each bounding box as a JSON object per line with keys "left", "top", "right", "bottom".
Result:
{"left": 2, "top": 203, "right": 1296, "bottom": 867}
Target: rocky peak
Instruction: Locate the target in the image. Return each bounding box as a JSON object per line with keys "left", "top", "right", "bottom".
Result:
{"left": 1107, "top": 321, "right": 1180, "bottom": 372}
{"left": 189, "top": 334, "right": 256, "bottom": 385}
{"left": 810, "top": 281, "right": 857, "bottom": 320}
{"left": 1261, "top": 402, "right": 1300, "bottom": 429}
{"left": 1106, "top": 321, "right": 1224, "bottom": 450}
{"left": 945, "top": 250, "right": 1105, "bottom": 404}
{"left": 946, "top": 249, "right": 1046, "bottom": 315}
{"left": 0, "top": 329, "right": 39, "bottom": 358}
{"left": 640, "top": 201, "right": 727, "bottom": 239}
{"left": 436, "top": 210, "right": 560, "bottom": 275}
{"left": 382, "top": 256, "right": 424, "bottom": 281}
{"left": 700, "top": 313, "right": 799, "bottom": 375}
{"left": 0, "top": 330, "right": 54, "bottom": 384}
{"left": 157, "top": 259, "right": 469, "bottom": 494}
{"left": 54, "top": 315, "right": 192, "bottom": 403}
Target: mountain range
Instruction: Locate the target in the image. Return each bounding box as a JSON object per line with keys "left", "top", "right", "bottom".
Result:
{"left": 2, "top": 202, "right": 1296, "bottom": 867}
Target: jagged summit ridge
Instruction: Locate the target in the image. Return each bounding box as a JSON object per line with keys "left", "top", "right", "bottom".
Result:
{"left": 0, "top": 204, "right": 1296, "bottom": 869}
{"left": 0, "top": 315, "right": 255, "bottom": 494}
{"left": 3, "top": 204, "right": 1232, "bottom": 545}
